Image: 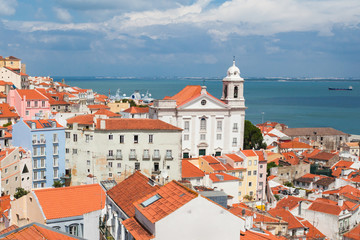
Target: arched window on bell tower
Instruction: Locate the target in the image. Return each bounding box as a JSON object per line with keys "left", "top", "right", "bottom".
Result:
{"left": 224, "top": 85, "right": 228, "bottom": 98}
{"left": 234, "top": 86, "right": 238, "bottom": 98}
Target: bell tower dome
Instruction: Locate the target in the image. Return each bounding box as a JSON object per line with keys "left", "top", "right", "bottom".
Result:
{"left": 221, "top": 58, "right": 245, "bottom": 107}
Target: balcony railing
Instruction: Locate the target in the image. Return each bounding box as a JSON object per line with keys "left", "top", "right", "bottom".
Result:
{"left": 165, "top": 155, "right": 173, "bottom": 160}
{"left": 129, "top": 154, "right": 137, "bottom": 160}
{"left": 33, "top": 140, "right": 46, "bottom": 145}
{"left": 107, "top": 155, "right": 115, "bottom": 160}
{"left": 152, "top": 155, "right": 161, "bottom": 161}
{"left": 115, "top": 154, "right": 122, "bottom": 160}
{"left": 143, "top": 155, "right": 150, "bottom": 160}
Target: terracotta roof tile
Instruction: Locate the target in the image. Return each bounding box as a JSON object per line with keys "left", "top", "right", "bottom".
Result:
{"left": 284, "top": 127, "right": 349, "bottom": 136}
{"left": 0, "top": 103, "right": 19, "bottom": 119}
{"left": 279, "top": 141, "right": 312, "bottom": 149}
{"left": 94, "top": 109, "right": 121, "bottom": 117}
{"left": 297, "top": 218, "right": 326, "bottom": 239}
{"left": 241, "top": 150, "right": 257, "bottom": 157}
{"left": 182, "top": 160, "right": 205, "bottom": 178}
{"left": 310, "top": 152, "right": 337, "bottom": 161}
{"left": 87, "top": 104, "right": 110, "bottom": 110}
{"left": 268, "top": 208, "right": 304, "bottom": 229}
{"left": 67, "top": 114, "right": 95, "bottom": 125}
{"left": 96, "top": 118, "right": 182, "bottom": 131}
{"left": 209, "top": 172, "right": 240, "bottom": 182}
{"left": 343, "top": 223, "right": 360, "bottom": 240}
{"left": 275, "top": 196, "right": 312, "bottom": 211}
{"left": 25, "top": 119, "right": 63, "bottom": 129}
{"left": 16, "top": 89, "right": 48, "bottom": 100}
{"left": 308, "top": 201, "right": 342, "bottom": 215}
{"left": 0, "top": 225, "right": 18, "bottom": 235}
{"left": 134, "top": 181, "right": 198, "bottom": 223}
{"left": 201, "top": 155, "right": 220, "bottom": 164}
{"left": 122, "top": 217, "right": 154, "bottom": 240}
{"left": 107, "top": 171, "right": 160, "bottom": 217}
{"left": 123, "top": 106, "right": 149, "bottom": 114}
{"left": 0, "top": 223, "right": 80, "bottom": 240}
{"left": 34, "top": 184, "right": 105, "bottom": 220}
{"left": 241, "top": 229, "right": 287, "bottom": 240}
{"left": 225, "top": 154, "right": 244, "bottom": 162}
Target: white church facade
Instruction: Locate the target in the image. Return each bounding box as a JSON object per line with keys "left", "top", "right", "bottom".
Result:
{"left": 149, "top": 60, "right": 246, "bottom": 158}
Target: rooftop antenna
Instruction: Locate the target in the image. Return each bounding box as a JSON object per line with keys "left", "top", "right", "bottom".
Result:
{"left": 233, "top": 56, "right": 236, "bottom": 65}
{"left": 202, "top": 78, "right": 205, "bottom": 86}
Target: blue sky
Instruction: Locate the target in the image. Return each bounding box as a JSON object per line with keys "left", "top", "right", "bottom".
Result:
{"left": 1, "top": 0, "right": 360, "bottom": 77}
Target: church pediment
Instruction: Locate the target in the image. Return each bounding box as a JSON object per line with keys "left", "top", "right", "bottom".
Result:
{"left": 178, "top": 94, "right": 228, "bottom": 110}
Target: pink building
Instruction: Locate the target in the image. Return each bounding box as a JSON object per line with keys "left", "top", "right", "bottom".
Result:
{"left": 256, "top": 150, "right": 267, "bottom": 201}
{"left": 7, "top": 89, "right": 50, "bottom": 120}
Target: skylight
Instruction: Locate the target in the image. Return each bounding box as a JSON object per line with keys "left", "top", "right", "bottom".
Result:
{"left": 141, "top": 194, "right": 161, "bottom": 207}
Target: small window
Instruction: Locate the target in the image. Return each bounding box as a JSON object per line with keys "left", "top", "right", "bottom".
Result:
{"left": 184, "top": 134, "right": 189, "bottom": 141}
{"left": 201, "top": 99, "right": 207, "bottom": 105}
{"left": 249, "top": 182, "right": 252, "bottom": 187}
{"left": 87, "top": 160, "right": 91, "bottom": 165}
{"left": 109, "top": 134, "right": 113, "bottom": 140}
{"left": 120, "top": 135, "right": 124, "bottom": 143}
{"left": 184, "top": 121, "right": 190, "bottom": 132}
{"left": 141, "top": 194, "right": 162, "bottom": 207}
{"left": 149, "top": 134, "right": 153, "bottom": 143}
{"left": 217, "top": 134, "right": 221, "bottom": 140}
{"left": 135, "top": 162, "right": 140, "bottom": 170}
{"left": 134, "top": 135, "right": 138, "bottom": 143}
{"left": 217, "top": 121, "right": 222, "bottom": 131}
{"left": 248, "top": 171, "right": 251, "bottom": 176}
{"left": 73, "top": 134, "right": 77, "bottom": 142}
{"left": 200, "top": 118, "right": 206, "bottom": 130}
{"left": 253, "top": 170, "right": 257, "bottom": 175}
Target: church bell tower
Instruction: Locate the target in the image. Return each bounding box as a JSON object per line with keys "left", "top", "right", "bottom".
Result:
{"left": 221, "top": 59, "right": 245, "bottom": 108}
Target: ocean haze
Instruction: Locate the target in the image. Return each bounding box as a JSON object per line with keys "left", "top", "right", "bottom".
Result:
{"left": 53, "top": 76, "right": 360, "bottom": 135}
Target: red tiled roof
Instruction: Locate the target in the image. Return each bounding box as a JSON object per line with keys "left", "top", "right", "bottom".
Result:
{"left": 34, "top": 184, "right": 105, "bottom": 220}
{"left": 87, "top": 104, "right": 110, "bottom": 110}
{"left": 209, "top": 172, "right": 240, "bottom": 182}
{"left": 16, "top": 89, "right": 48, "bottom": 100}
{"left": 94, "top": 109, "right": 121, "bottom": 117}
{"left": 122, "top": 217, "right": 154, "bottom": 240}
{"left": 0, "top": 223, "right": 79, "bottom": 240}
{"left": 279, "top": 141, "right": 312, "bottom": 149}
{"left": 24, "top": 119, "right": 63, "bottom": 129}
{"left": 210, "top": 163, "right": 227, "bottom": 171}
{"left": 297, "top": 218, "right": 326, "bottom": 239}
{"left": 268, "top": 208, "right": 304, "bottom": 229}
{"left": 225, "top": 154, "right": 244, "bottom": 162}
{"left": 0, "top": 80, "right": 13, "bottom": 86}
{"left": 343, "top": 223, "right": 360, "bottom": 240}
{"left": 241, "top": 150, "right": 257, "bottom": 157}
{"left": 230, "top": 205, "right": 281, "bottom": 224}
{"left": 123, "top": 106, "right": 149, "bottom": 114}
{"left": 201, "top": 155, "right": 219, "bottom": 164}
{"left": 282, "top": 152, "right": 300, "bottom": 165}
{"left": 275, "top": 196, "right": 312, "bottom": 211}
{"left": 96, "top": 118, "right": 182, "bottom": 131}
{"left": 323, "top": 185, "right": 360, "bottom": 201}
{"left": 308, "top": 201, "right": 342, "bottom": 215}
{"left": 240, "top": 229, "right": 287, "bottom": 240}
{"left": 164, "top": 85, "right": 224, "bottom": 107}
{"left": 0, "top": 103, "right": 19, "bottom": 119}
{"left": 182, "top": 160, "right": 205, "bottom": 178}
{"left": 67, "top": 114, "right": 94, "bottom": 125}
{"left": 310, "top": 152, "right": 337, "bottom": 161}
{"left": 0, "top": 225, "right": 18, "bottom": 235}
{"left": 331, "top": 160, "right": 354, "bottom": 170}
{"left": 134, "top": 181, "right": 198, "bottom": 223}
{"left": 255, "top": 150, "right": 266, "bottom": 161}
{"left": 0, "top": 92, "right": 7, "bottom": 98}
{"left": 107, "top": 171, "right": 160, "bottom": 218}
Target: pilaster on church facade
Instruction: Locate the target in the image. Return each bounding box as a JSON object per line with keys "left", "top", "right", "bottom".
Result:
{"left": 150, "top": 61, "right": 246, "bottom": 158}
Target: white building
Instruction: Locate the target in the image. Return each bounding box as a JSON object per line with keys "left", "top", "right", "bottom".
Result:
{"left": 0, "top": 67, "right": 28, "bottom": 89}
{"left": 150, "top": 60, "right": 246, "bottom": 158}
{"left": 65, "top": 115, "right": 183, "bottom": 185}
{"left": 104, "top": 171, "right": 245, "bottom": 240}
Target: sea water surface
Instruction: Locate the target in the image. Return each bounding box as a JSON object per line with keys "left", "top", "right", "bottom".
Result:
{"left": 53, "top": 76, "right": 360, "bottom": 135}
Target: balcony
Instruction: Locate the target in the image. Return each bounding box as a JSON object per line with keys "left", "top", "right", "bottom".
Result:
{"left": 107, "top": 155, "right": 115, "bottom": 160}
{"left": 165, "top": 155, "right": 173, "bottom": 160}
{"left": 115, "top": 154, "right": 122, "bottom": 160}
{"left": 143, "top": 155, "right": 150, "bottom": 161}
{"left": 129, "top": 154, "right": 137, "bottom": 161}
{"left": 152, "top": 155, "right": 161, "bottom": 161}
{"left": 32, "top": 139, "right": 46, "bottom": 145}
{"left": 152, "top": 169, "right": 161, "bottom": 175}
{"left": 53, "top": 139, "right": 59, "bottom": 144}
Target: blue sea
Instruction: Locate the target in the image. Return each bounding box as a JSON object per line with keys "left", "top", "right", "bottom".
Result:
{"left": 53, "top": 76, "right": 360, "bottom": 135}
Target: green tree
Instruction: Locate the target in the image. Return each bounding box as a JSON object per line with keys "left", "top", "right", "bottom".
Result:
{"left": 14, "top": 187, "right": 29, "bottom": 199}
{"left": 243, "top": 120, "right": 266, "bottom": 150}
{"left": 284, "top": 181, "right": 294, "bottom": 188}
{"left": 53, "top": 180, "right": 64, "bottom": 188}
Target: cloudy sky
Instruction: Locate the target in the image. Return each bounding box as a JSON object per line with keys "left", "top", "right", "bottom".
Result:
{"left": 1, "top": 0, "right": 360, "bottom": 77}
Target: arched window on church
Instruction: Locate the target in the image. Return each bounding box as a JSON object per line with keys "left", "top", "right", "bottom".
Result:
{"left": 200, "top": 118, "right": 206, "bottom": 130}
{"left": 224, "top": 85, "right": 228, "bottom": 98}
{"left": 234, "top": 86, "right": 238, "bottom": 98}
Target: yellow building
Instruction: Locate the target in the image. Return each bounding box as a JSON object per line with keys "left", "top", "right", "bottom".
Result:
{"left": 238, "top": 150, "right": 259, "bottom": 201}
{"left": 107, "top": 102, "right": 130, "bottom": 114}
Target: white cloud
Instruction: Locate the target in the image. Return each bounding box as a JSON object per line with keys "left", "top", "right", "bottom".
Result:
{"left": 3, "top": 0, "right": 360, "bottom": 41}
{"left": 0, "top": 0, "right": 17, "bottom": 16}
{"left": 53, "top": 7, "right": 73, "bottom": 23}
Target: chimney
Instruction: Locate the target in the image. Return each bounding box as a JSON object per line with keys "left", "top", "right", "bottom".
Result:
{"left": 100, "top": 120, "right": 106, "bottom": 130}
{"left": 201, "top": 86, "right": 207, "bottom": 94}
{"left": 338, "top": 197, "right": 344, "bottom": 207}
{"left": 298, "top": 201, "right": 302, "bottom": 216}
